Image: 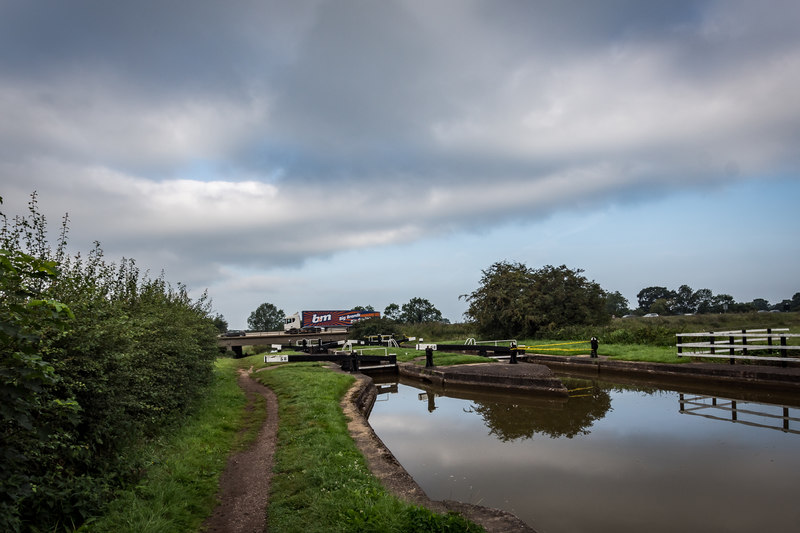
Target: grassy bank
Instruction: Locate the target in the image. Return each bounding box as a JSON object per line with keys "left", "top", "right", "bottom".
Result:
{"left": 247, "top": 357, "right": 484, "bottom": 533}
{"left": 80, "top": 358, "right": 259, "bottom": 532}
{"left": 400, "top": 311, "right": 800, "bottom": 347}
{"left": 86, "top": 355, "right": 484, "bottom": 532}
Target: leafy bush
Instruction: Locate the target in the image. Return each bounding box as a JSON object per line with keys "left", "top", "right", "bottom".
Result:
{"left": 1, "top": 194, "right": 219, "bottom": 531}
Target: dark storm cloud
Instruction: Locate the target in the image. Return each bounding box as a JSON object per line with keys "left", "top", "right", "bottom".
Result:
{"left": 1, "top": 0, "right": 799, "bottom": 281}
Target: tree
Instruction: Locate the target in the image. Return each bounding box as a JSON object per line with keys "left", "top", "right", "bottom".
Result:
{"left": 750, "top": 298, "right": 770, "bottom": 311}
{"left": 211, "top": 313, "right": 228, "bottom": 333}
{"left": 247, "top": 302, "right": 284, "bottom": 331}
{"left": 604, "top": 291, "right": 630, "bottom": 317}
{"left": 464, "top": 262, "right": 609, "bottom": 338}
{"left": 692, "top": 288, "right": 714, "bottom": 314}
{"left": 383, "top": 303, "right": 401, "bottom": 320}
{"left": 349, "top": 317, "right": 405, "bottom": 339}
{"left": 636, "top": 286, "right": 675, "bottom": 314}
{"left": 522, "top": 265, "right": 608, "bottom": 331}
{"left": 462, "top": 261, "right": 532, "bottom": 338}
{"left": 790, "top": 292, "right": 800, "bottom": 312}
{"left": 673, "top": 285, "right": 694, "bottom": 314}
{"left": 351, "top": 305, "right": 375, "bottom": 311}
{"left": 399, "top": 297, "right": 443, "bottom": 324}
{"left": 709, "top": 294, "right": 735, "bottom": 313}
{"left": 649, "top": 298, "right": 671, "bottom": 316}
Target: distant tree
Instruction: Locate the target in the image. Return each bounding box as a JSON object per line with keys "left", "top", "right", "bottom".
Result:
{"left": 649, "top": 298, "right": 671, "bottom": 316}
{"left": 348, "top": 317, "right": 405, "bottom": 339}
{"left": 604, "top": 291, "right": 630, "bottom": 317}
{"left": 383, "top": 303, "right": 401, "bottom": 320}
{"left": 709, "top": 294, "right": 735, "bottom": 313}
{"left": 673, "top": 285, "right": 694, "bottom": 314}
{"left": 247, "top": 302, "right": 284, "bottom": 331}
{"left": 462, "top": 261, "right": 531, "bottom": 338}
{"left": 692, "top": 288, "right": 714, "bottom": 314}
{"left": 400, "top": 297, "right": 444, "bottom": 324}
{"left": 464, "top": 262, "right": 609, "bottom": 338}
{"left": 211, "top": 314, "right": 228, "bottom": 333}
{"left": 750, "top": 298, "right": 770, "bottom": 311}
{"left": 790, "top": 292, "right": 800, "bottom": 312}
{"left": 636, "top": 286, "right": 675, "bottom": 313}
{"left": 351, "top": 305, "right": 375, "bottom": 311}
{"left": 524, "top": 265, "right": 608, "bottom": 329}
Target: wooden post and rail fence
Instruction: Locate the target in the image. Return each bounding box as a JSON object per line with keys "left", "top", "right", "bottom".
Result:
{"left": 676, "top": 328, "right": 800, "bottom": 366}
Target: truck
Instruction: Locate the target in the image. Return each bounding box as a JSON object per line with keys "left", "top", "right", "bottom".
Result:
{"left": 283, "top": 310, "right": 381, "bottom": 333}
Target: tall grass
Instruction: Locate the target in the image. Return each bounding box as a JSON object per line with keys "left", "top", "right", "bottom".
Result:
{"left": 80, "top": 358, "right": 257, "bottom": 532}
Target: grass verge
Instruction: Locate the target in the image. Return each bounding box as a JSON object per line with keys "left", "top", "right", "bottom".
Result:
{"left": 518, "top": 340, "right": 683, "bottom": 363}
{"left": 79, "top": 357, "right": 257, "bottom": 533}
{"left": 248, "top": 357, "right": 484, "bottom": 533}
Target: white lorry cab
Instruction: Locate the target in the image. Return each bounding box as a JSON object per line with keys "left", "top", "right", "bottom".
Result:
{"left": 283, "top": 312, "right": 302, "bottom": 333}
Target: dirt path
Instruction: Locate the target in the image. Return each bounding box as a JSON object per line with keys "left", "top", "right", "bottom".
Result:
{"left": 201, "top": 368, "right": 278, "bottom": 533}
{"left": 202, "top": 366, "right": 533, "bottom": 533}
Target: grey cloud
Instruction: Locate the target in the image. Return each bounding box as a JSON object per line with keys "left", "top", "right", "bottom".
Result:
{"left": 2, "top": 0, "right": 799, "bottom": 287}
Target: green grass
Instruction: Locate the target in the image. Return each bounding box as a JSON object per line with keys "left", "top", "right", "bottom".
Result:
{"left": 518, "top": 339, "right": 684, "bottom": 363}
{"left": 80, "top": 358, "right": 257, "bottom": 533}
{"left": 389, "top": 347, "right": 493, "bottom": 366}
{"left": 248, "top": 358, "right": 484, "bottom": 533}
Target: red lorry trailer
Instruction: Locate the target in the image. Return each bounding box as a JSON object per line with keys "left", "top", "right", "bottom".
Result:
{"left": 283, "top": 310, "right": 381, "bottom": 333}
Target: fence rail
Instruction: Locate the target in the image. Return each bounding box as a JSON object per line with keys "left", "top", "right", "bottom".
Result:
{"left": 676, "top": 328, "right": 800, "bottom": 366}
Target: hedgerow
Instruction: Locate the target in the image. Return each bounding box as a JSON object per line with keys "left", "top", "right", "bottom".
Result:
{"left": 1, "top": 193, "right": 219, "bottom": 532}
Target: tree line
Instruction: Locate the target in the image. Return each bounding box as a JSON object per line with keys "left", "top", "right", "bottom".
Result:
{"left": 244, "top": 262, "right": 798, "bottom": 341}
{"left": 632, "top": 285, "right": 799, "bottom": 316}
{"left": 1, "top": 194, "right": 219, "bottom": 532}
{"left": 239, "top": 298, "right": 447, "bottom": 334}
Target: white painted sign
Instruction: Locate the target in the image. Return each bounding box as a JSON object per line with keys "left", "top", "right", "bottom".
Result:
{"left": 264, "top": 354, "right": 289, "bottom": 363}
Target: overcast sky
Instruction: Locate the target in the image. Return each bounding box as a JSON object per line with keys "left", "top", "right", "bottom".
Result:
{"left": 2, "top": 0, "right": 799, "bottom": 327}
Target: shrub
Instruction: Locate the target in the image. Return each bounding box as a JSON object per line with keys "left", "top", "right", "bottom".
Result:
{"left": 1, "top": 194, "right": 218, "bottom": 531}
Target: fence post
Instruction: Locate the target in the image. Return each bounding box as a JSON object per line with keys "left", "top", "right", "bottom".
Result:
{"left": 781, "top": 336, "right": 788, "bottom": 368}
{"left": 710, "top": 333, "right": 715, "bottom": 355}
{"left": 767, "top": 328, "right": 773, "bottom": 355}
{"left": 677, "top": 335, "right": 683, "bottom": 356}
{"left": 742, "top": 328, "right": 748, "bottom": 356}
{"left": 729, "top": 335, "right": 735, "bottom": 365}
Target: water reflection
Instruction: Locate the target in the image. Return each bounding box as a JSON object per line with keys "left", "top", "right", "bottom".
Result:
{"left": 465, "top": 385, "right": 611, "bottom": 441}
{"left": 679, "top": 394, "right": 800, "bottom": 434}
{"left": 369, "top": 374, "right": 800, "bottom": 533}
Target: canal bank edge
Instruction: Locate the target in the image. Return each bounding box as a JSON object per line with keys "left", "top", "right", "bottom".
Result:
{"left": 522, "top": 354, "right": 800, "bottom": 393}
{"left": 341, "top": 372, "right": 537, "bottom": 533}
{"left": 398, "top": 361, "right": 569, "bottom": 397}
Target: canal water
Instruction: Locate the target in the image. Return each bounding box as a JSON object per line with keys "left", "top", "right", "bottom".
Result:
{"left": 368, "top": 372, "right": 800, "bottom": 533}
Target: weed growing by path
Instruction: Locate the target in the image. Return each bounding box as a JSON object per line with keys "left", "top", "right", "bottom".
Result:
{"left": 80, "top": 358, "right": 252, "bottom": 532}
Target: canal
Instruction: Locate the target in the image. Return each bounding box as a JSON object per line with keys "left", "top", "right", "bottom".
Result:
{"left": 367, "top": 371, "right": 800, "bottom": 533}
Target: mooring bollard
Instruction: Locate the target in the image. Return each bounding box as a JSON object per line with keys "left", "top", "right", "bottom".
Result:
{"left": 590, "top": 336, "right": 599, "bottom": 358}
{"left": 425, "top": 346, "right": 434, "bottom": 368}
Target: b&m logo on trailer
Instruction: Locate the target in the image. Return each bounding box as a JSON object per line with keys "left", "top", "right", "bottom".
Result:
{"left": 302, "top": 310, "right": 380, "bottom": 328}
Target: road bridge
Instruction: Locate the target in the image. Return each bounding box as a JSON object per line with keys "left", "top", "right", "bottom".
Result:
{"left": 218, "top": 329, "right": 349, "bottom": 356}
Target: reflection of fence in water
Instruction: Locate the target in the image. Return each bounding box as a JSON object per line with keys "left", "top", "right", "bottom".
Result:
{"left": 679, "top": 394, "right": 800, "bottom": 434}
